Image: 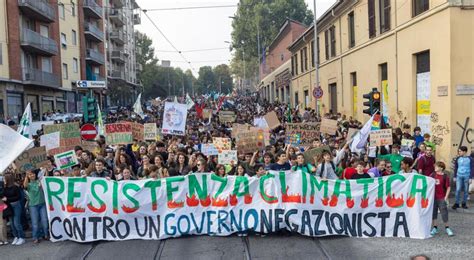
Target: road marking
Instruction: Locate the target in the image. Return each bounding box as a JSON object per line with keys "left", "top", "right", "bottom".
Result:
{"left": 155, "top": 239, "right": 166, "bottom": 259}
{"left": 81, "top": 242, "right": 98, "bottom": 260}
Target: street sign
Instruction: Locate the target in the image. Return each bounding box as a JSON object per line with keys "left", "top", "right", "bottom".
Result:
{"left": 80, "top": 124, "right": 98, "bottom": 140}
{"left": 313, "top": 86, "right": 323, "bottom": 99}
{"left": 76, "top": 80, "right": 106, "bottom": 88}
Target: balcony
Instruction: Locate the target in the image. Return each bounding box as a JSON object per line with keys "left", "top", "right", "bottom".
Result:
{"left": 109, "top": 9, "right": 124, "bottom": 27}
{"left": 18, "top": 0, "right": 56, "bottom": 23}
{"left": 109, "top": 70, "right": 125, "bottom": 80}
{"left": 133, "top": 13, "right": 141, "bottom": 25}
{"left": 110, "top": 0, "right": 124, "bottom": 8}
{"left": 83, "top": 0, "right": 103, "bottom": 19}
{"left": 22, "top": 67, "right": 60, "bottom": 89}
{"left": 87, "top": 73, "right": 105, "bottom": 81}
{"left": 84, "top": 23, "right": 104, "bottom": 42}
{"left": 110, "top": 50, "right": 125, "bottom": 63}
{"left": 20, "top": 28, "right": 58, "bottom": 56}
{"left": 109, "top": 30, "right": 125, "bottom": 45}
{"left": 86, "top": 49, "right": 105, "bottom": 65}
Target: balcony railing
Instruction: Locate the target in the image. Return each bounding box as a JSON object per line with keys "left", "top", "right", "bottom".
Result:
{"left": 110, "top": 0, "right": 124, "bottom": 8}
{"left": 84, "top": 23, "right": 104, "bottom": 42}
{"left": 22, "top": 67, "right": 60, "bottom": 88}
{"left": 20, "top": 28, "right": 58, "bottom": 56}
{"left": 18, "top": 0, "right": 56, "bottom": 23}
{"left": 86, "top": 49, "right": 105, "bottom": 65}
{"left": 83, "top": 0, "right": 103, "bottom": 19}
{"left": 110, "top": 50, "right": 125, "bottom": 63}
{"left": 87, "top": 73, "right": 105, "bottom": 81}
{"left": 109, "top": 9, "right": 124, "bottom": 26}
{"left": 109, "top": 70, "right": 125, "bottom": 80}
{"left": 109, "top": 30, "right": 125, "bottom": 45}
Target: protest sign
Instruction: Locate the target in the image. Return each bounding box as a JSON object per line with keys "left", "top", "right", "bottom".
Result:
{"left": 43, "top": 172, "right": 434, "bottom": 242}
{"left": 347, "top": 128, "right": 359, "bottom": 142}
{"left": 202, "top": 109, "right": 212, "bottom": 119}
{"left": 401, "top": 139, "right": 415, "bottom": 147}
{"left": 218, "top": 150, "right": 237, "bottom": 164}
{"left": 236, "top": 130, "right": 264, "bottom": 154}
{"left": 105, "top": 123, "right": 133, "bottom": 145}
{"left": 156, "top": 128, "right": 163, "bottom": 141}
{"left": 144, "top": 123, "right": 157, "bottom": 141}
{"left": 285, "top": 123, "right": 320, "bottom": 145}
{"left": 304, "top": 146, "right": 331, "bottom": 164}
{"left": 53, "top": 150, "right": 78, "bottom": 170}
{"left": 0, "top": 124, "right": 34, "bottom": 173}
{"left": 40, "top": 131, "right": 60, "bottom": 151}
{"left": 264, "top": 111, "right": 280, "bottom": 130}
{"left": 44, "top": 122, "right": 81, "bottom": 155}
{"left": 81, "top": 140, "right": 100, "bottom": 157}
{"left": 320, "top": 118, "right": 338, "bottom": 135}
{"left": 15, "top": 146, "right": 49, "bottom": 172}
{"left": 31, "top": 121, "right": 54, "bottom": 135}
{"left": 285, "top": 133, "right": 301, "bottom": 146}
{"left": 131, "top": 123, "right": 144, "bottom": 141}
{"left": 162, "top": 102, "right": 188, "bottom": 136}
{"left": 253, "top": 117, "right": 269, "bottom": 128}
{"left": 213, "top": 137, "right": 231, "bottom": 153}
{"left": 370, "top": 129, "right": 393, "bottom": 147}
{"left": 232, "top": 124, "right": 250, "bottom": 139}
{"left": 201, "top": 143, "right": 219, "bottom": 156}
{"left": 219, "top": 111, "right": 236, "bottom": 123}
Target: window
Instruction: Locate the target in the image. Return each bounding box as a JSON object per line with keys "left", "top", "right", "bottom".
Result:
{"left": 280, "top": 54, "right": 284, "bottom": 61}
{"left": 300, "top": 49, "right": 304, "bottom": 73}
{"left": 294, "top": 54, "right": 298, "bottom": 75}
{"left": 295, "top": 92, "right": 299, "bottom": 107}
{"left": 348, "top": 11, "right": 355, "bottom": 48}
{"left": 59, "top": 3, "right": 65, "bottom": 19}
{"left": 329, "top": 26, "right": 336, "bottom": 57}
{"left": 317, "top": 36, "right": 320, "bottom": 65}
{"left": 310, "top": 40, "right": 314, "bottom": 67}
{"left": 304, "top": 90, "right": 309, "bottom": 108}
{"left": 416, "top": 51, "right": 430, "bottom": 73}
{"left": 291, "top": 55, "right": 295, "bottom": 76}
{"left": 62, "top": 63, "right": 68, "bottom": 79}
{"left": 351, "top": 72, "right": 357, "bottom": 86}
{"left": 72, "top": 30, "right": 77, "bottom": 45}
{"left": 303, "top": 47, "right": 308, "bottom": 71}
{"left": 380, "top": 63, "right": 388, "bottom": 81}
{"left": 324, "top": 30, "right": 329, "bottom": 60}
{"left": 60, "top": 33, "right": 67, "bottom": 49}
{"left": 73, "top": 58, "right": 78, "bottom": 73}
{"left": 71, "top": 1, "right": 76, "bottom": 16}
{"left": 368, "top": 0, "right": 376, "bottom": 38}
{"left": 413, "top": 0, "right": 429, "bottom": 17}
{"left": 379, "top": 0, "right": 391, "bottom": 33}
{"left": 42, "top": 57, "right": 52, "bottom": 73}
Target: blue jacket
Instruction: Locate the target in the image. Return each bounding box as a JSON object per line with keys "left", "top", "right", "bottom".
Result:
{"left": 454, "top": 156, "right": 474, "bottom": 178}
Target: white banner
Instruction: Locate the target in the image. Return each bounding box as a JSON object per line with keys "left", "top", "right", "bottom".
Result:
{"left": 40, "top": 132, "right": 61, "bottom": 151}
{"left": 0, "top": 124, "right": 34, "bottom": 173}
{"left": 43, "top": 172, "right": 434, "bottom": 242}
{"left": 162, "top": 102, "right": 188, "bottom": 136}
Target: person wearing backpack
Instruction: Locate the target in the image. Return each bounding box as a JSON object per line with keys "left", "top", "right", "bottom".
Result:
{"left": 431, "top": 161, "right": 453, "bottom": 236}
{"left": 292, "top": 153, "right": 316, "bottom": 175}
{"left": 316, "top": 142, "right": 348, "bottom": 180}
{"left": 452, "top": 146, "right": 474, "bottom": 210}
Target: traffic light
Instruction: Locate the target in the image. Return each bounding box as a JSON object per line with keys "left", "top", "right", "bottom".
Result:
{"left": 363, "top": 88, "right": 381, "bottom": 116}
{"left": 83, "top": 96, "right": 97, "bottom": 123}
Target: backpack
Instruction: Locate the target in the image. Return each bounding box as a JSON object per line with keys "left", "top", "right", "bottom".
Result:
{"left": 320, "top": 161, "right": 336, "bottom": 177}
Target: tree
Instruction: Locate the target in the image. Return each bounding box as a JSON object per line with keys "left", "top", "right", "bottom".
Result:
{"left": 135, "top": 31, "right": 158, "bottom": 66}
{"left": 196, "top": 66, "right": 216, "bottom": 94}
{"left": 213, "top": 64, "right": 233, "bottom": 94}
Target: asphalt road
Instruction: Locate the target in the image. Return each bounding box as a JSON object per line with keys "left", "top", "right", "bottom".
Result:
{"left": 2, "top": 205, "right": 473, "bottom": 260}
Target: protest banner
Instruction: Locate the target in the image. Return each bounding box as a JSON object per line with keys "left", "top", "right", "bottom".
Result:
{"left": 263, "top": 111, "right": 280, "bottom": 130}
{"left": 213, "top": 137, "right": 231, "bottom": 153}
{"left": 201, "top": 143, "right": 219, "bottom": 156}
{"left": 401, "top": 139, "right": 415, "bottom": 147}
{"left": 219, "top": 111, "right": 236, "bottom": 123}
{"left": 304, "top": 146, "right": 331, "bottom": 164}
{"left": 81, "top": 140, "right": 100, "bottom": 157}
{"left": 105, "top": 123, "right": 133, "bottom": 145}
{"left": 285, "top": 133, "right": 301, "bottom": 146}
{"left": 53, "top": 150, "right": 78, "bottom": 170}
{"left": 15, "top": 146, "right": 49, "bottom": 172}
{"left": 285, "top": 123, "right": 320, "bottom": 145}
{"left": 40, "top": 131, "right": 60, "bottom": 151}
{"left": 131, "top": 123, "right": 144, "bottom": 141}
{"left": 43, "top": 172, "right": 434, "bottom": 242}
{"left": 218, "top": 150, "right": 237, "bottom": 164}
{"left": 370, "top": 129, "right": 393, "bottom": 147}
{"left": 44, "top": 122, "right": 81, "bottom": 155}
{"left": 162, "top": 102, "right": 188, "bottom": 136}
{"left": 236, "top": 130, "right": 264, "bottom": 154}
{"left": 347, "top": 128, "right": 359, "bottom": 142}
{"left": 144, "top": 123, "right": 158, "bottom": 141}
{"left": 320, "top": 118, "right": 338, "bottom": 135}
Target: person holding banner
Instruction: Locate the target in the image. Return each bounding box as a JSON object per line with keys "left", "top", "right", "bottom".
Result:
{"left": 399, "top": 158, "right": 418, "bottom": 174}
{"left": 90, "top": 159, "right": 111, "bottom": 179}
{"left": 23, "top": 170, "right": 49, "bottom": 243}
{"left": 292, "top": 154, "right": 316, "bottom": 175}
{"left": 169, "top": 152, "right": 191, "bottom": 176}
{"left": 2, "top": 174, "right": 25, "bottom": 245}
{"left": 316, "top": 142, "right": 348, "bottom": 180}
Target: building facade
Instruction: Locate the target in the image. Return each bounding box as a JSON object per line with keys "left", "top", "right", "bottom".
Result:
{"left": 0, "top": 0, "right": 141, "bottom": 122}
{"left": 289, "top": 0, "right": 474, "bottom": 161}
{"left": 258, "top": 19, "right": 308, "bottom": 105}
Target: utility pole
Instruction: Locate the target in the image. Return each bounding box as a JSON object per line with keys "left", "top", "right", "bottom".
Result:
{"left": 313, "top": 0, "right": 320, "bottom": 116}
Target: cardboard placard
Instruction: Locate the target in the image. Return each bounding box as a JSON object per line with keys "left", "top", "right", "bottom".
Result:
{"left": 213, "top": 137, "right": 232, "bottom": 153}
{"left": 236, "top": 131, "right": 264, "bottom": 154}
{"left": 401, "top": 139, "right": 415, "bottom": 147}
{"left": 369, "top": 129, "right": 393, "bottom": 147}
{"left": 105, "top": 123, "right": 133, "bottom": 145}
{"left": 263, "top": 111, "right": 280, "bottom": 130}
{"left": 303, "top": 146, "right": 331, "bottom": 164}
{"left": 346, "top": 128, "right": 359, "bottom": 142}
{"left": 131, "top": 123, "right": 144, "bottom": 141}
{"left": 81, "top": 140, "right": 100, "bottom": 156}
{"left": 15, "top": 146, "right": 49, "bottom": 172}
{"left": 285, "top": 123, "right": 320, "bottom": 145}
{"left": 54, "top": 150, "right": 79, "bottom": 170}
{"left": 203, "top": 109, "right": 212, "bottom": 119}
{"left": 43, "top": 122, "right": 81, "bottom": 155}
{"left": 40, "top": 131, "right": 60, "bottom": 151}
{"left": 219, "top": 111, "right": 236, "bottom": 123}
{"left": 144, "top": 123, "right": 158, "bottom": 141}
{"left": 232, "top": 124, "right": 251, "bottom": 139}
{"left": 218, "top": 150, "right": 238, "bottom": 165}
{"left": 285, "top": 133, "right": 301, "bottom": 146}
{"left": 201, "top": 143, "right": 219, "bottom": 156}
{"left": 320, "top": 118, "right": 338, "bottom": 135}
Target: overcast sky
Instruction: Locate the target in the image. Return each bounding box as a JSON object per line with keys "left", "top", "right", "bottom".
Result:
{"left": 135, "top": 0, "right": 337, "bottom": 75}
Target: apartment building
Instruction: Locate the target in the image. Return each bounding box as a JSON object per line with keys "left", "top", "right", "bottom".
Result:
{"left": 288, "top": 0, "right": 474, "bottom": 161}
{"left": 105, "top": 0, "right": 141, "bottom": 106}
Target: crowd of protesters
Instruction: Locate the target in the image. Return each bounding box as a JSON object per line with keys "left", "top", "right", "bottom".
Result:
{"left": 0, "top": 93, "right": 472, "bottom": 245}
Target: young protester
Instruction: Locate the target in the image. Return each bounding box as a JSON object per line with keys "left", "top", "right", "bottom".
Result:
{"left": 382, "top": 161, "right": 396, "bottom": 176}
{"left": 90, "top": 159, "right": 111, "bottom": 178}
{"left": 378, "top": 144, "right": 404, "bottom": 174}
{"left": 316, "top": 142, "right": 348, "bottom": 180}
{"left": 171, "top": 152, "right": 191, "bottom": 176}
{"left": 367, "top": 159, "right": 386, "bottom": 178}
{"left": 351, "top": 161, "right": 371, "bottom": 179}
{"left": 23, "top": 170, "right": 49, "bottom": 243}
{"left": 292, "top": 153, "right": 316, "bottom": 175}
{"left": 430, "top": 161, "right": 453, "bottom": 236}
{"left": 452, "top": 146, "right": 474, "bottom": 210}
{"left": 399, "top": 157, "right": 417, "bottom": 174}
{"left": 417, "top": 146, "right": 436, "bottom": 176}
{"left": 3, "top": 174, "right": 24, "bottom": 245}
{"left": 154, "top": 155, "right": 169, "bottom": 178}
{"left": 413, "top": 126, "right": 424, "bottom": 147}
{"left": 137, "top": 154, "right": 152, "bottom": 178}
{"left": 269, "top": 151, "right": 291, "bottom": 171}
{"left": 214, "top": 164, "right": 227, "bottom": 177}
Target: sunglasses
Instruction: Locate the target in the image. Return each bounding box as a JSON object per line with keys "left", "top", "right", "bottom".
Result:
{"left": 197, "top": 164, "right": 202, "bottom": 166}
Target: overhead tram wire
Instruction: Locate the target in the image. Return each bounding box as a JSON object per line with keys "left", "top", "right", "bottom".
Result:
{"left": 142, "top": 4, "right": 238, "bottom": 12}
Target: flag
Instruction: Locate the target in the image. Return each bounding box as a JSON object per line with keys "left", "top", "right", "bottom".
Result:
{"left": 133, "top": 93, "right": 145, "bottom": 119}
{"left": 17, "top": 103, "right": 33, "bottom": 139}
{"left": 97, "top": 104, "right": 104, "bottom": 137}
{"left": 174, "top": 96, "right": 178, "bottom": 103}
{"left": 350, "top": 114, "right": 375, "bottom": 153}
{"left": 371, "top": 113, "right": 381, "bottom": 130}
{"left": 186, "top": 94, "right": 195, "bottom": 110}
{"left": 0, "top": 123, "right": 34, "bottom": 173}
